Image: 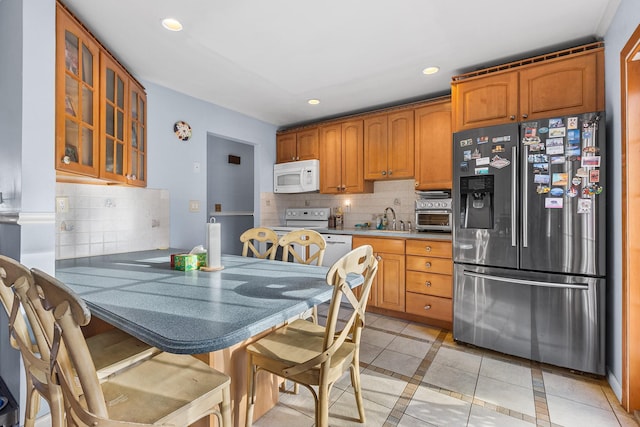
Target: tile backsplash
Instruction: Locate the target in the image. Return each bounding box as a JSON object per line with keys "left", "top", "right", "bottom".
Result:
{"left": 56, "top": 183, "right": 170, "bottom": 259}
{"left": 261, "top": 179, "right": 420, "bottom": 228}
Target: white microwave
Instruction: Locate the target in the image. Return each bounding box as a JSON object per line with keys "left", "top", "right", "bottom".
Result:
{"left": 273, "top": 159, "right": 320, "bottom": 193}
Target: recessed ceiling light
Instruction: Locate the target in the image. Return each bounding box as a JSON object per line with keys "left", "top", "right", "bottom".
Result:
{"left": 162, "top": 18, "right": 183, "bottom": 32}
{"left": 422, "top": 66, "right": 440, "bottom": 75}
{"left": 307, "top": 99, "right": 320, "bottom": 105}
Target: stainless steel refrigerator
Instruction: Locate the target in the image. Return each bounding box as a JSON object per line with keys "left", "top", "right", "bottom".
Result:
{"left": 452, "top": 112, "right": 606, "bottom": 375}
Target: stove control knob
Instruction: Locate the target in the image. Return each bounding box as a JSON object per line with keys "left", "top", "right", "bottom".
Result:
{"left": 427, "top": 202, "right": 434, "bottom": 208}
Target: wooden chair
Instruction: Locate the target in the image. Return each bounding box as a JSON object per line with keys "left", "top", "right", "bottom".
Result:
{"left": 30, "top": 267, "right": 232, "bottom": 427}
{"left": 240, "top": 227, "right": 279, "bottom": 260}
{"left": 245, "top": 245, "right": 378, "bottom": 427}
{"left": 0, "top": 255, "right": 162, "bottom": 426}
{"left": 278, "top": 229, "right": 326, "bottom": 266}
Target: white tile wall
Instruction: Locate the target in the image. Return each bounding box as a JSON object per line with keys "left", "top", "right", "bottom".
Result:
{"left": 261, "top": 179, "right": 420, "bottom": 228}
{"left": 55, "top": 183, "right": 170, "bottom": 259}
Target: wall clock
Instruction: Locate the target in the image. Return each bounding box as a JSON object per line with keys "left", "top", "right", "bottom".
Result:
{"left": 174, "top": 120, "right": 192, "bottom": 141}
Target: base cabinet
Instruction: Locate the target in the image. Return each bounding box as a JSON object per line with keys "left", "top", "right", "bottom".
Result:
{"left": 405, "top": 239, "right": 453, "bottom": 327}
{"left": 352, "top": 236, "right": 405, "bottom": 312}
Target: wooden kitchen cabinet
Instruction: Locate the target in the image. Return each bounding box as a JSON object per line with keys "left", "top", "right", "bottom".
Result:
{"left": 405, "top": 239, "right": 453, "bottom": 326}
{"left": 414, "top": 98, "right": 453, "bottom": 190}
{"left": 364, "top": 109, "right": 414, "bottom": 181}
{"left": 319, "top": 121, "right": 373, "bottom": 194}
{"left": 276, "top": 127, "right": 318, "bottom": 163}
{"left": 352, "top": 236, "right": 405, "bottom": 312}
{"left": 55, "top": 5, "right": 101, "bottom": 177}
{"left": 55, "top": 2, "right": 147, "bottom": 186}
{"left": 452, "top": 43, "right": 604, "bottom": 132}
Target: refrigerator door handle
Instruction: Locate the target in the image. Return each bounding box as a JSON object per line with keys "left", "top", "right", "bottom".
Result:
{"left": 511, "top": 145, "right": 517, "bottom": 247}
{"left": 522, "top": 144, "right": 529, "bottom": 248}
{"left": 463, "top": 271, "right": 589, "bottom": 290}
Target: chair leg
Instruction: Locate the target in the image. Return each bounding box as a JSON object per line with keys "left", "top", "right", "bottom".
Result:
{"left": 317, "top": 383, "right": 330, "bottom": 427}
{"left": 221, "top": 384, "right": 232, "bottom": 427}
{"left": 23, "top": 383, "right": 38, "bottom": 427}
{"left": 351, "top": 359, "right": 366, "bottom": 423}
{"left": 48, "top": 387, "right": 66, "bottom": 427}
{"left": 246, "top": 358, "right": 256, "bottom": 427}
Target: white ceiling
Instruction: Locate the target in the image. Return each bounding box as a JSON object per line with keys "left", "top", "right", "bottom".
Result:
{"left": 62, "top": 0, "right": 620, "bottom": 128}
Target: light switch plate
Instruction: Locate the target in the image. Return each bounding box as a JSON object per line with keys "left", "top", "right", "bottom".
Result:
{"left": 56, "top": 196, "right": 69, "bottom": 213}
{"left": 189, "top": 200, "right": 200, "bottom": 212}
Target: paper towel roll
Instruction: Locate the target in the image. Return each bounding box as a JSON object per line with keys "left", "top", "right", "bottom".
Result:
{"left": 206, "top": 221, "right": 222, "bottom": 268}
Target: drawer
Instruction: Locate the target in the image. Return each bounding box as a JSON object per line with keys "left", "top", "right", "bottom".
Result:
{"left": 406, "top": 271, "right": 452, "bottom": 298}
{"left": 406, "top": 293, "right": 452, "bottom": 322}
{"left": 353, "top": 237, "right": 405, "bottom": 255}
{"left": 406, "top": 239, "right": 451, "bottom": 258}
{"left": 406, "top": 255, "right": 453, "bottom": 275}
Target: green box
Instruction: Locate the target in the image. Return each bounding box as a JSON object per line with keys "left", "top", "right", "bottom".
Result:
{"left": 173, "top": 254, "right": 198, "bottom": 271}
{"left": 195, "top": 252, "right": 207, "bottom": 269}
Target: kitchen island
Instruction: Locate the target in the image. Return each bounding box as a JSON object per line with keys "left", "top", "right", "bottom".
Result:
{"left": 55, "top": 249, "right": 360, "bottom": 426}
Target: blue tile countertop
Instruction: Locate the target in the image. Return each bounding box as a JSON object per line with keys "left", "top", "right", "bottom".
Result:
{"left": 313, "top": 227, "right": 452, "bottom": 240}
{"left": 55, "top": 250, "right": 362, "bottom": 354}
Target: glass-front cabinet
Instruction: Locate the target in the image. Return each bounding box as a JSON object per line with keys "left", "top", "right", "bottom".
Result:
{"left": 55, "top": 3, "right": 147, "bottom": 186}
{"left": 55, "top": 6, "right": 100, "bottom": 176}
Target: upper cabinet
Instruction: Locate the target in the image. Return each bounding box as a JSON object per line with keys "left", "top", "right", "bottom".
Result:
{"left": 276, "top": 127, "right": 319, "bottom": 163}
{"left": 319, "top": 120, "right": 372, "bottom": 194}
{"left": 414, "top": 99, "right": 452, "bottom": 191}
{"left": 55, "top": 6, "right": 100, "bottom": 177}
{"left": 55, "top": 3, "right": 147, "bottom": 186}
{"left": 364, "top": 109, "right": 414, "bottom": 180}
{"left": 451, "top": 43, "right": 604, "bottom": 132}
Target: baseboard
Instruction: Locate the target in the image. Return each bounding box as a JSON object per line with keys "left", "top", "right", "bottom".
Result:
{"left": 606, "top": 367, "right": 623, "bottom": 402}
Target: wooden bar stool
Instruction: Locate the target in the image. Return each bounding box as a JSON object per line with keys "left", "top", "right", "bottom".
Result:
{"left": 240, "top": 227, "right": 279, "bottom": 260}
{"left": 31, "top": 268, "right": 232, "bottom": 427}
{"left": 245, "top": 245, "right": 378, "bottom": 427}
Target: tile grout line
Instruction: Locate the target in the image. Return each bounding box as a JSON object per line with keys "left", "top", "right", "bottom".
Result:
{"left": 381, "top": 329, "right": 448, "bottom": 426}
{"left": 531, "top": 362, "right": 553, "bottom": 427}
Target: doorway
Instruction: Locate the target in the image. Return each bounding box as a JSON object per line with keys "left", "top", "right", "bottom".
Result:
{"left": 621, "top": 24, "right": 640, "bottom": 413}
{"left": 207, "top": 135, "right": 255, "bottom": 256}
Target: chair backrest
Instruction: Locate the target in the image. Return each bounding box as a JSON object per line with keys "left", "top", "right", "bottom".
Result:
{"left": 0, "top": 256, "right": 35, "bottom": 352}
{"left": 278, "top": 229, "right": 326, "bottom": 266}
{"left": 283, "top": 245, "right": 377, "bottom": 377}
{"left": 30, "top": 268, "right": 110, "bottom": 419}
{"left": 240, "top": 227, "right": 279, "bottom": 260}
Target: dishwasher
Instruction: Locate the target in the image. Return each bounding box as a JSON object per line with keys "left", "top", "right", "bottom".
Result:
{"left": 320, "top": 233, "right": 353, "bottom": 267}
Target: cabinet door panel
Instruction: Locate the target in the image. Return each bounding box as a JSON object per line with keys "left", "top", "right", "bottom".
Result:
{"left": 319, "top": 124, "right": 343, "bottom": 193}
{"left": 296, "top": 128, "right": 319, "bottom": 161}
{"left": 341, "top": 120, "right": 365, "bottom": 193}
{"left": 128, "top": 81, "right": 147, "bottom": 186}
{"left": 276, "top": 133, "right": 297, "bottom": 163}
{"left": 363, "top": 115, "right": 388, "bottom": 180}
{"left": 377, "top": 253, "right": 405, "bottom": 312}
{"left": 387, "top": 110, "right": 414, "bottom": 179}
{"left": 452, "top": 72, "right": 518, "bottom": 131}
{"left": 100, "top": 53, "right": 128, "bottom": 183}
{"left": 414, "top": 100, "right": 452, "bottom": 190}
{"left": 519, "top": 53, "right": 599, "bottom": 119}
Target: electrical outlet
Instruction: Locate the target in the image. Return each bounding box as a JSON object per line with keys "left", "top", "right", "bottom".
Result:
{"left": 193, "top": 161, "right": 201, "bottom": 173}
{"left": 56, "top": 196, "right": 69, "bottom": 213}
{"left": 189, "top": 200, "right": 200, "bottom": 212}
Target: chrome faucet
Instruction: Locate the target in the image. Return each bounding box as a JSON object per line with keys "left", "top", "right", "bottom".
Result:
{"left": 384, "top": 207, "right": 397, "bottom": 230}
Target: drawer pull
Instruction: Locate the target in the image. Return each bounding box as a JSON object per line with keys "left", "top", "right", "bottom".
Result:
{"left": 376, "top": 255, "right": 382, "bottom": 261}
{"left": 425, "top": 281, "right": 432, "bottom": 287}
{"left": 425, "top": 246, "right": 432, "bottom": 252}
{"left": 424, "top": 304, "right": 432, "bottom": 310}
{"left": 425, "top": 262, "right": 432, "bottom": 268}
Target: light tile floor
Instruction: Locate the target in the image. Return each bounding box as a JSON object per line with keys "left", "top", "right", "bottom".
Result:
{"left": 253, "top": 303, "right": 638, "bottom": 427}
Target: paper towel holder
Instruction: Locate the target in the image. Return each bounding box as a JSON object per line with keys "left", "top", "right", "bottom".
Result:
{"left": 209, "top": 216, "right": 217, "bottom": 223}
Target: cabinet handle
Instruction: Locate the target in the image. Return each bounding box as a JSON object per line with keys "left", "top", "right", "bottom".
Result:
{"left": 415, "top": 181, "right": 419, "bottom": 187}
{"left": 341, "top": 185, "right": 346, "bottom": 191}
{"left": 425, "top": 281, "right": 432, "bottom": 287}
{"left": 381, "top": 170, "right": 387, "bottom": 176}
{"left": 425, "top": 246, "right": 432, "bottom": 252}
{"left": 510, "top": 115, "right": 516, "bottom": 120}
{"left": 522, "top": 114, "right": 528, "bottom": 119}
{"left": 376, "top": 255, "right": 382, "bottom": 261}
{"left": 425, "top": 262, "right": 432, "bottom": 268}
{"left": 336, "top": 186, "right": 341, "bottom": 191}
{"left": 388, "top": 170, "right": 392, "bottom": 176}
{"left": 424, "top": 305, "right": 432, "bottom": 310}
{"left": 292, "top": 156, "right": 296, "bottom": 160}
{"left": 296, "top": 156, "right": 300, "bottom": 160}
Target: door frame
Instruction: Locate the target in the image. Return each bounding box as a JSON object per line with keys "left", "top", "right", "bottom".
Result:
{"left": 621, "top": 23, "right": 640, "bottom": 413}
